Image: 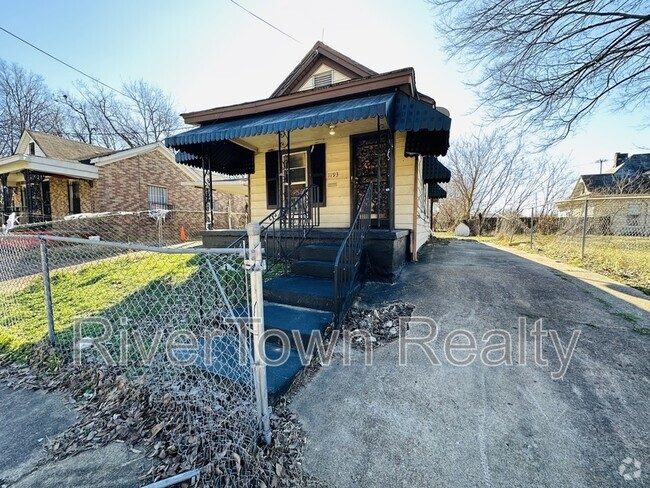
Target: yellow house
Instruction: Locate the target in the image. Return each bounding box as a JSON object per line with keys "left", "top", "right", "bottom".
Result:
{"left": 167, "top": 42, "right": 451, "bottom": 280}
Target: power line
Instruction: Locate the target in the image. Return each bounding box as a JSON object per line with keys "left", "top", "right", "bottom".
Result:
{"left": 0, "top": 25, "right": 132, "bottom": 99}
{"left": 228, "top": 0, "right": 302, "bottom": 44}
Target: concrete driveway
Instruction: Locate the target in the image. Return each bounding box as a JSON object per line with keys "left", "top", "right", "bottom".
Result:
{"left": 291, "top": 239, "right": 650, "bottom": 487}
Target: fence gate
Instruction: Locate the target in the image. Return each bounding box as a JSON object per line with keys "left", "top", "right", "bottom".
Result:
{"left": 0, "top": 221, "right": 269, "bottom": 486}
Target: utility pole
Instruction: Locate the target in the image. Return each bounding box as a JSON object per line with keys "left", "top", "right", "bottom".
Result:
{"left": 595, "top": 159, "right": 607, "bottom": 174}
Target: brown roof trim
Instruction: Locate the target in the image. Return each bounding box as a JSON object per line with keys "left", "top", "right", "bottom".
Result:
{"left": 183, "top": 68, "right": 416, "bottom": 125}
{"left": 270, "top": 41, "right": 378, "bottom": 98}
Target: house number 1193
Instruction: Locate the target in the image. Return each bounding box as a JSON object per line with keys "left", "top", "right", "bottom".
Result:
{"left": 327, "top": 171, "right": 339, "bottom": 178}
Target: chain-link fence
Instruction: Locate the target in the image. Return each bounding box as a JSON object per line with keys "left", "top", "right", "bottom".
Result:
{"left": 491, "top": 195, "right": 650, "bottom": 291}
{"left": 0, "top": 220, "right": 270, "bottom": 486}
{"left": 2, "top": 210, "right": 214, "bottom": 247}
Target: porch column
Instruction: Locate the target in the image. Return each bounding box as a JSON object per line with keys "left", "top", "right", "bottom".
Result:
{"left": 278, "top": 130, "right": 291, "bottom": 227}
{"left": 0, "top": 174, "right": 9, "bottom": 225}
{"left": 22, "top": 170, "right": 34, "bottom": 224}
{"left": 201, "top": 154, "right": 214, "bottom": 230}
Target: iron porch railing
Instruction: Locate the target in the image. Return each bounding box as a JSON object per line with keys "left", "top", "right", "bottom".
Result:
{"left": 334, "top": 184, "right": 372, "bottom": 326}
{"left": 229, "top": 184, "right": 320, "bottom": 275}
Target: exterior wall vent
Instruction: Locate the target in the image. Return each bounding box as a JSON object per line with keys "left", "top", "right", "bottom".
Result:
{"left": 313, "top": 70, "right": 333, "bottom": 88}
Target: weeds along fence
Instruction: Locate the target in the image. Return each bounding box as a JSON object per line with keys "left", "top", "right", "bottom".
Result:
{"left": 0, "top": 222, "right": 271, "bottom": 486}
{"left": 493, "top": 195, "right": 650, "bottom": 290}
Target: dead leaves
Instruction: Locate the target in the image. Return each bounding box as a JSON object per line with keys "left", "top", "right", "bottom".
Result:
{"left": 343, "top": 301, "right": 415, "bottom": 350}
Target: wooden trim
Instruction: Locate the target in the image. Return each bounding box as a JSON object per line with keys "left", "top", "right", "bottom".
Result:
{"left": 288, "top": 58, "right": 365, "bottom": 95}
{"left": 411, "top": 156, "right": 419, "bottom": 261}
{"left": 183, "top": 69, "right": 415, "bottom": 125}
{"left": 271, "top": 41, "right": 377, "bottom": 98}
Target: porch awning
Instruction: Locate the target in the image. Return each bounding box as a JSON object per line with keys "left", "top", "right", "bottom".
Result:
{"left": 428, "top": 183, "right": 447, "bottom": 199}
{"left": 166, "top": 93, "right": 396, "bottom": 146}
{"left": 422, "top": 156, "right": 451, "bottom": 183}
{"left": 166, "top": 91, "right": 452, "bottom": 174}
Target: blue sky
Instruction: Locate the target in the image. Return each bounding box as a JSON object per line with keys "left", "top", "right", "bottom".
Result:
{"left": 1, "top": 0, "right": 648, "bottom": 177}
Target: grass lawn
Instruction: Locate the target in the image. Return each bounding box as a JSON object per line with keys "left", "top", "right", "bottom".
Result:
{"left": 435, "top": 231, "right": 650, "bottom": 295}
{"left": 0, "top": 251, "right": 246, "bottom": 362}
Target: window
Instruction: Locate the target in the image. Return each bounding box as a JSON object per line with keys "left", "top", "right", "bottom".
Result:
{"left": 147, "top": 185, "right": 169, "bottom": 210}
{"left": 283, "top": 151, "right": 308, "bottom": 197}
{"left": 626, "top": 214, "right": 641, "bottom": 227}
{"left": 627, "top": 203, "right": 641, "bottom": 227}
{"left": 312, "top": 70, "right": 333, "bottom": 88}
{"left": 68, "top": 181, "right": 81, "bottom": 214}
{"left": 265, "top": 145, "right": 326, "bottom": 208}
{"left": 28, "top": 142, "right": 35, "bottom": 155}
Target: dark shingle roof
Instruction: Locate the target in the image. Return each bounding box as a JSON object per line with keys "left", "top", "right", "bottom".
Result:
{"left": 26, "top": 130, "right": 115, "bottom": 161}
{"left": 581, "top": 173, "right": 650, "bottom": 194}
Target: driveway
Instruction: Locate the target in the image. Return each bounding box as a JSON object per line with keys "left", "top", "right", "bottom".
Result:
{"left": 291, "top": 239, "right": 650, "bottom": 487}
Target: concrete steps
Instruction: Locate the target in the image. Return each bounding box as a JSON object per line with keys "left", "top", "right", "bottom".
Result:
{"left": 264, "top": 301, "right": 334, "bottom": 348}
{"left": 264, "top": 275, "right": 337, "bottom": 312}
{"left": 187, "top": 236, "right": 362, "bottom": 404}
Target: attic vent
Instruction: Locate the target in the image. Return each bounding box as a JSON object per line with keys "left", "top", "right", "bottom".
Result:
{"left": 313, "top": 70, "right": 333, "bottom": 88}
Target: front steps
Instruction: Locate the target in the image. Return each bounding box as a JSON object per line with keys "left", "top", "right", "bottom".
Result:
{"left": 187, "top": 240, "right": 362, "bottom": 402}
{"left": 262, "top": 240, "right": 361, "bottom": 401}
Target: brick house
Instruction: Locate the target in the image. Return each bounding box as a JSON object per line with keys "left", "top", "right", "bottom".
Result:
{"left": 0, "top": 130, "right": 247, "bottom": 229}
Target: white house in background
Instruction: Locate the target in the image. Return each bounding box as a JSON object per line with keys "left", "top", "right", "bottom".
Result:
{"left": 561, "top": 152, "right": 650, "bottom": 236}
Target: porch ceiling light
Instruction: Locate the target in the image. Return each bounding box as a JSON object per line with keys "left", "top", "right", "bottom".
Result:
{"left": 328, "top": 125, "right": 336, "bottom": 136}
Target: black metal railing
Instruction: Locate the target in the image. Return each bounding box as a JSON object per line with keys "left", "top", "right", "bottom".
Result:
{"left": 333, "top": 184, "right": 372, "bottom": 326}
{"left": 229, "top": 184, "right": 320, "bottom": 275}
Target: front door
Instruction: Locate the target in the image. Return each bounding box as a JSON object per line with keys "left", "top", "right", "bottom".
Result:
{"left": 351, "top": 132, "right": 391, "bottom": 228}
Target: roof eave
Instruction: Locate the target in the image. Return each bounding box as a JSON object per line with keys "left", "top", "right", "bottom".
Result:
{"left": 182, "top": 69, "right": 416, "bottom": 125}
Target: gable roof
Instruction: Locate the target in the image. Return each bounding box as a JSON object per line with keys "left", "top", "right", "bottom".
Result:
{"left": 26, "top": 130, "right": 115, "bottom": 161}
{"left": 578, "top": 173, "right": 650, "bottom": 195}
{"left": 270, "top": 41, "right": 378, "bottom": 98}
{"left": 183, "top": 68, "right": 416, "bottom": 125}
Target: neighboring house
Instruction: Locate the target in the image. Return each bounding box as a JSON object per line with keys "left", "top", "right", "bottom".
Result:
{"left": 166, "top": 41, "right": 451, "bottom": 277}
{"left": 562, "top": 152, "right": 650, "bottom": 236}
{"left": 0, "top": 130, "right": 247, "bottom": 229}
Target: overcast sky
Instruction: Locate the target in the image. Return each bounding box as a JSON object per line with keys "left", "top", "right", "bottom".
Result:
{"left": 1, "top": 0, "right": 648, "bottom": 177}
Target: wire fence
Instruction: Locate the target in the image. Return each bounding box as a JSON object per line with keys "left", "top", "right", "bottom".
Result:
{"left": 1, "top": 209, "right": 250, "bottom": 248}
{"left": 0, "top": 218, "right": 270, "bottom": 486}
{"left": 494, "top": 195, "right": 650, "bottom": 252}
{"left": 489, "top": 195, "right": 650, "bottom": 291}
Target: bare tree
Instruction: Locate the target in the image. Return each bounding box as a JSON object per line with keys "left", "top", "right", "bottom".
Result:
{"left": 435, "top": 131, "right": 574, "bottom": 233}
{"left": 443, "top": 131, "right": 525, "bottom": 228}
{"left": 0, "top": 59, "right": 64, "bottom": 156}
{"left": 121, "top": 80, "right": 182, "bottom": 146}
{"left": 61, "top": 80, "right": 183, "bottom": 149}
{"left": 427, "top": 0, "right": 650, "bottom": 142}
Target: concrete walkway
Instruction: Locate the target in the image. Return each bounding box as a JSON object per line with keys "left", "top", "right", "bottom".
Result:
{"left": 291, "top": 239, "right": 650, "bottom": 487}
{"left": 0, "top": 386, "right": 149, "bottom": 487}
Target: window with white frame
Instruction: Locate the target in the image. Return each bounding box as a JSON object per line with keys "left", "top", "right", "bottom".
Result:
{"left": 283, "top": 151, "right": 308, "bottom": 197}
{"left": 147, "top": 185, "right": 169, "bottom": 210}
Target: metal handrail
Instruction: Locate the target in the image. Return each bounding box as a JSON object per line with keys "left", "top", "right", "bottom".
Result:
{"left": 333, "top": 184, "right": 372, "bottom": 326}
{"left": 229, "top": 184, "right": 320, "bottom": 274}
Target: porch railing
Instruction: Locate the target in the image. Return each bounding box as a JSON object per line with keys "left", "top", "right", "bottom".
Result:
{"left": 229, "top": 184, "right": 320, "bottom": 275}
{"left": 334, "top": 184, "right": 372, "bottom": 326}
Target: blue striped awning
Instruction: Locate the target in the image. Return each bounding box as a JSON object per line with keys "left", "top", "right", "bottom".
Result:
{"left": 166, "top": 93, "right": 397, "bottom": 147}
{"left": 393, "top": 92, "right": 451, "bottom": 132}
{"left": 166, "top": 91, "right": 451, "bottom": 174}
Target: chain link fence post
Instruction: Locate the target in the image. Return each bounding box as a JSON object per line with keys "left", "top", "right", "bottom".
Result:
{"left": 530, "top": 206, "right": 535, "bottom": 249}
{"left": 39, "top": 237, "right": 56, "bottom": 344}
{"left": 246, "top": 222, "right": 271, "bottom": 445}
{"left": 581, "top": 199, "right": 589, "bottom": 259}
